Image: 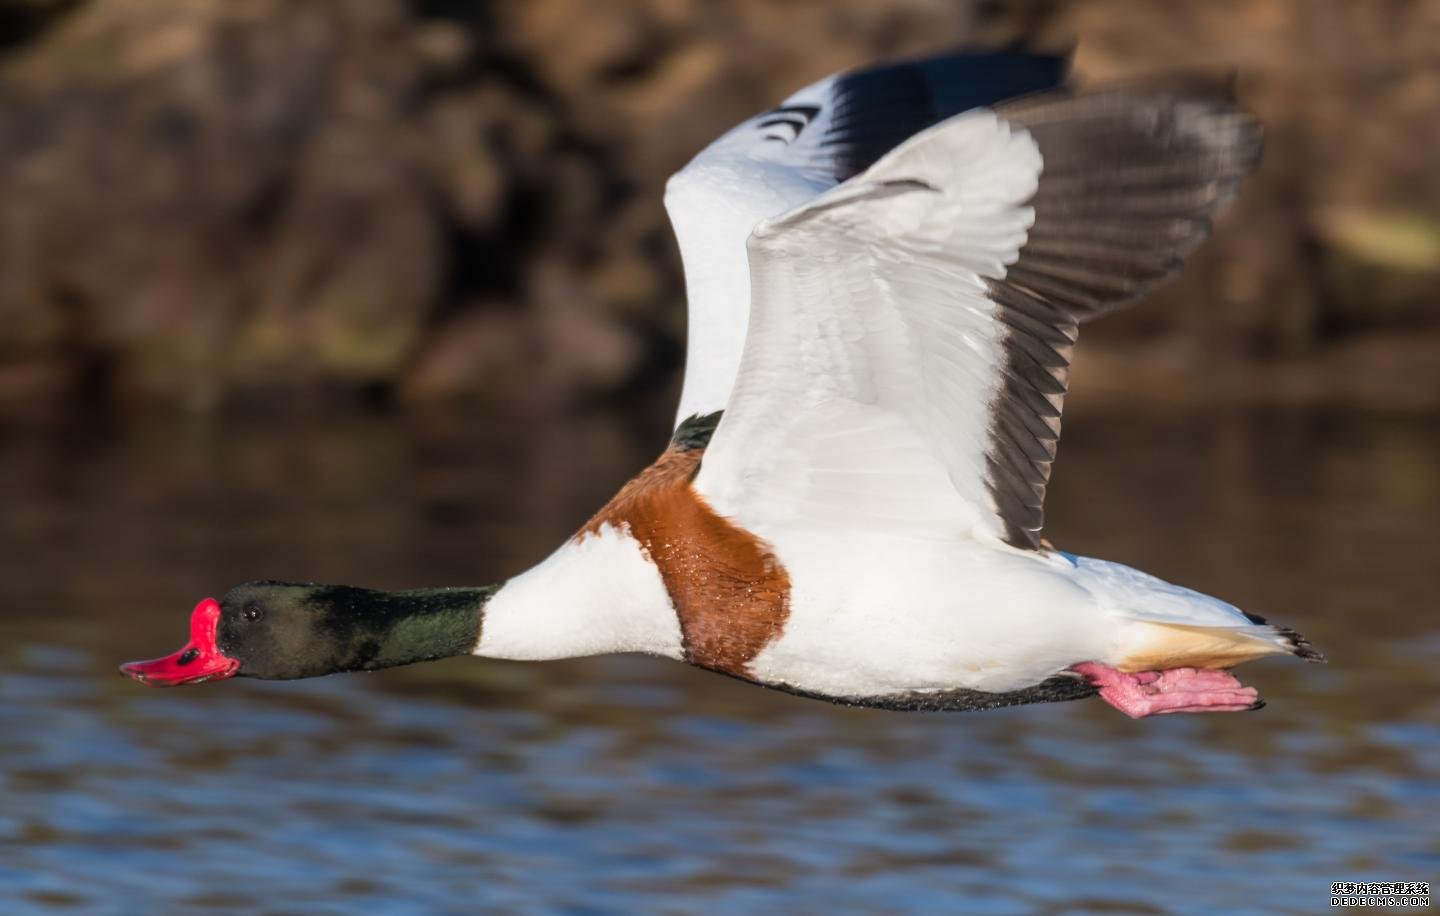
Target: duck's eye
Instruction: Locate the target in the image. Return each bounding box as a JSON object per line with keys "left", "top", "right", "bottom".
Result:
{"left": 243, "top": 605, "right": 264, "bottom": 622}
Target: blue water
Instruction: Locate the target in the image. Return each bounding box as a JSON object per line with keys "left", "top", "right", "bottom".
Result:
{"left": 1, "top": 406, "right": 1436, "bottom": 913}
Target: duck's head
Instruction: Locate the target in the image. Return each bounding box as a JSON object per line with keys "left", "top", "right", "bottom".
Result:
{"left": 121, "top": 581, "right": 495, "bottom": 686}
{"left": 120, "top": 583, "right": 323, "bottom": 686}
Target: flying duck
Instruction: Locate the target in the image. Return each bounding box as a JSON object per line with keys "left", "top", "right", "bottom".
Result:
{"left": 123, "top": 50, "right": 1323, "bottom": 717}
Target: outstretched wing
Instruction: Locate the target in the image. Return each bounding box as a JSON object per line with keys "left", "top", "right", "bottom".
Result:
{"left": 694, "top": 86, "right": 1261, "bottom": 549}
{"left": 663, "top": 50, "right": 1067, "bottom": 427}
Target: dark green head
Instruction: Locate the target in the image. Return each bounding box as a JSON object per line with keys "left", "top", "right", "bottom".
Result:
{"left": 121, "top": 581, "right": 495, "bottom": 685}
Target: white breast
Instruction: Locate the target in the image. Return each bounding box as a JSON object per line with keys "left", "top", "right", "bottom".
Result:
{"left": 476, "top": 524, "right": 684, "bottom": 662}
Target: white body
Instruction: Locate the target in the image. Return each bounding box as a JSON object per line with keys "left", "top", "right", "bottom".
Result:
{"left": 477, "top": 521, "right": 1267, "bottom": 698}
{"left": 476, "top": 58, "right": 1288, "bottom": 701}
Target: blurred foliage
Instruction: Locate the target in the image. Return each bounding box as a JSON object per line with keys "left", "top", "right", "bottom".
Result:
{"left": 0, "top": 0, "right": 1436, "bottom": 413}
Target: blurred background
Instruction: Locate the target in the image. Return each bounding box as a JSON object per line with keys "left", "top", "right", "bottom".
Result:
{"left": 0, "top": 0, "right": 1438, "bottom": 412}
{"left": 1, "top": 1, "right": 1437, "bottom": 913}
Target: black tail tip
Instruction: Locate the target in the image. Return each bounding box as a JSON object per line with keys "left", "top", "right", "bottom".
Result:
{"left": 1276, "top": 625, "right": 1327, "bottom": 664}
{"left": 1249, "top": 698, "right": 1267, "bottom": 711}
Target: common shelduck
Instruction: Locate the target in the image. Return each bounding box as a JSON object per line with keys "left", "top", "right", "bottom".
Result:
{"left": 123, "top": 50, "right": 1323, "bottom": 717}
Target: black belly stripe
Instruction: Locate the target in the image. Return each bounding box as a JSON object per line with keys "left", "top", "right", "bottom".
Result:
{"left": 719, "top": 672, "right": 1097, "bottom": 712}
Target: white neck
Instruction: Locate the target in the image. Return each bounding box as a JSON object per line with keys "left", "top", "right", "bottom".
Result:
{"left": 474, "top": 524, "right": 684, "bottom": 662}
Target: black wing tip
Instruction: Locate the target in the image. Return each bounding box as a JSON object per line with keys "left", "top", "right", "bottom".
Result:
{"left": 897, "top": 42, "right": 1073, "bottom": 75}
{"left": 822, "top": 45, "right": 1072, "bottom": 182}
{"left": 834, "top": 45, "right": 1071, "bottom": 99}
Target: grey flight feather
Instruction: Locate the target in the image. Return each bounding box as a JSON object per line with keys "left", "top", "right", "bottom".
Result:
{"left": 984, "top": 83, "right": 1262, "bottom": 550}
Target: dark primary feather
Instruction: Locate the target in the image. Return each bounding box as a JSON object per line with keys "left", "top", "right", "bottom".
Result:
{"left": 983, "top": 85, "right": 1263, "bottom": 549}
{"left": 817, "top": 49, "right": 1068, "bottom": 182}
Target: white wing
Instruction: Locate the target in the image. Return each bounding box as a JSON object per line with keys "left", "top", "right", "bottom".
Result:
{"left": 695, "top": 86, "right": 1261, "bottom": 549}
{"left": 663, "top": 51, "right": 1068, "bottom": 427}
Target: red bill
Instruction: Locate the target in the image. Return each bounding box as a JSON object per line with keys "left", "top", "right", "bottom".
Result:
{"left": 120, "top": 598, "right": 240, "bottom": 686}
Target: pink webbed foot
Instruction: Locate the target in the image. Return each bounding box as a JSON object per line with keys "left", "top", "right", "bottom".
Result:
{"left": 1071, "top": 662, "right": 1264, "bottom": 719}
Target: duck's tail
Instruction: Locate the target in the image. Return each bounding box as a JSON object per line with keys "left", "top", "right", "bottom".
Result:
{"left": 1241, "top": 613, "right": 1327, "bottom": 663}
{"left": 1065, "top": 554, "right": 1326, "bottom": 671}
